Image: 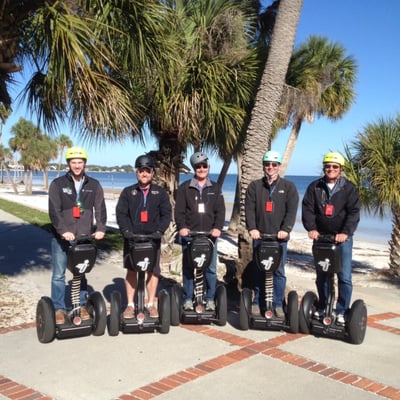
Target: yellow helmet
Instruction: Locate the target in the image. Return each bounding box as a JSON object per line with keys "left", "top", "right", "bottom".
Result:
{"left": 65, "top": 147, "right": 88, "bottom": 161}
{"left": 323, "top": 152, "right": 344, "bottom": 166}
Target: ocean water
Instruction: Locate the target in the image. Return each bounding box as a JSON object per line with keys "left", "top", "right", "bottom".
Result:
{"left": 29, "top": 170, "right": 391, "bottom": 245}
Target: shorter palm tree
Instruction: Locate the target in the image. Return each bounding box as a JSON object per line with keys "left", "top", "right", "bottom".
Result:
{"left": 55, "top": 134, "right": 73, "bottom": 176}
{"left": 345, "top": 114, "right": 400, "bottom": 276}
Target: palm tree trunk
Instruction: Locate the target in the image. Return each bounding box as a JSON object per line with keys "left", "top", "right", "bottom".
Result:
{"left": 389, "top": 207, "right": 400, "bottom": 276}
{"left": 280, "top": 117, "right": 302, "bottom": 177}
{"left": 217, "top": 155, "right": 232, "bottom": 188}
{"left": 1, "top": 161, "right": 18, "bottom": 194}
{"left": 237, "top": 0, "right": 303, "bottom": 283}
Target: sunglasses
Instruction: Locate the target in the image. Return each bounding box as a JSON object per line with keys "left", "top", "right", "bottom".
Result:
{"left": 263, "top": 162, "right": 279, "bottom": 167}
{"left": 324, "top": 164, "right": 340, "bottom": 170}
{"left": 137, "top": 167, "right": 152, "bottom": 173}
{"left": 195, "top": 164, "right": 208, "bottom": 170}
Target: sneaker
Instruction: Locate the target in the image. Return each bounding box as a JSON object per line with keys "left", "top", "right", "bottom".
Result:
{"left": 183, "top": 300, "right": 194, "bottom": 311}
{"left": 55, "top": 310, "right": 66, "bottom": 325}
{"left": 274, "top": 307, "right": 285, "bottom": 318}
{"left": 251, "top": 304, "right": 260, "bottom": 315}
{"left": 123, "top": 305, "right": 135, "bottom": 319}
{"left": 147, "top": 305, "right": 159, "bottom": 318}
{"left": 205, "top": 300, "right": 216, "bottom": 311}
{"left": 336, "top": 314, "right": 345, "bottom": 325}
{"left": 80, "top": 306, "right": 90, "bottom": 320}
{"left": 313, "top": 309, "right": 324, "bottom": 319}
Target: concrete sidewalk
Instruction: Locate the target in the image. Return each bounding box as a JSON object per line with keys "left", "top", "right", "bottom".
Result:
{"left": 0, "top": 209, "right": 400, "bottom": 400}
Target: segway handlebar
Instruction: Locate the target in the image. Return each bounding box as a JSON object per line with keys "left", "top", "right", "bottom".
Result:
{"left": 188, "top": 230, "right": 212, "bottom": 238}
{"left": 71, "top": 234, "right": 94, "bottom": 245}
{"left": 317, "top": 234, "right": 336, "bottom": 243}
{"left": 259, "top": 233, "right": 289, "bottom": 242}
{"left": 124, "top": 231, "right": 163, "bottom": 241}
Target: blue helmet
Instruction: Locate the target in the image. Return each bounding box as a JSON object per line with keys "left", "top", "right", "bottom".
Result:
{"left": 262, "top": 150, "right": 282, "bottom": 164}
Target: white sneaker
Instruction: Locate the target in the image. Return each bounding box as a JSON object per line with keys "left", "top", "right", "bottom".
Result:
{"left": 336, "top": 314, "right": 345, "bottom": 325}
{"left": 205, "top": 300, "right": 216, "bottom": 311}
{"left": 183, "top": 300, "right": 193, "bottom": 311}
{"left": 313, "top": 309, "right": 324, "bottom": 319}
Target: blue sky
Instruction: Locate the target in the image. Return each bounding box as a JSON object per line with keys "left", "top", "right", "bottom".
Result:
{"left": 2, "top": 0, "right": 399, "bottom": 176}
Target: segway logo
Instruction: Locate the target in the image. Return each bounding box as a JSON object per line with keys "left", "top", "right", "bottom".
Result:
{"left": 75, "top": 259, "right": 90, "bottom": 273}
{"left": 137, "top": 257, "right": 150, "bottom": 271}
{"left": 318, "top": 258, "right": 331, "bottom": 272}
{"left": 261, "top": 257, "right": 274, "bottom": 271}
{"left": 194, "top": 254, "right": 207, "bottom": 268}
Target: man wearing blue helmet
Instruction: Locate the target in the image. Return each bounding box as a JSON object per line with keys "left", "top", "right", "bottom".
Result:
{"left": 245, "top": 150, "right": 299, "bottom": 317}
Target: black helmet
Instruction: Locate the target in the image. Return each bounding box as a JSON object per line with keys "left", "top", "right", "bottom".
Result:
{"left": 135, "top": 155, "right": 155, "bottom": 170}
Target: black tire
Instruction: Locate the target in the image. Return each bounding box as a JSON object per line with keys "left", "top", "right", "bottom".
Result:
{"left": 170, "top": 284, "right": 182, "bottom": 326}
{"left": 215, "top": 284, "right": 227, "bottom": 326}
{"left": 108, "top": 291, "right": 121, "bottom": 336}
{"left": 87, "top": 291, "right": 107, "bottom": 336}
{"left": 287, "top": 291, "right": 299, "bottom": 334}
{"left": 36, "top": 297, "right": 56, "bottom": 344}
{"left": 158, "top": 289, "right": 171, "bottom": 334}
{"left": 299, "top": 291, "right": 317, "bottom": 334}
{"left": 239, "top": 288, "right": 252, "bottom": 331}
{"left": 347, "top": 299, "right": 367, "bottom": 345}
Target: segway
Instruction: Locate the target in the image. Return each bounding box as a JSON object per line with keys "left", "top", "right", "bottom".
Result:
{"left": 299, "top": 234, "right": 367, "bottom": 344}
{"left": 36, "top": 236, "right": 107, "bottom": 343}
{"left": 239, "top": 234, "right": 299, "bottom": 333}
{"left": 170, "top": 231, "right": 227, "bottom": 326}
{"left": 108, "top": 233, "right": 170, "bottom": 335}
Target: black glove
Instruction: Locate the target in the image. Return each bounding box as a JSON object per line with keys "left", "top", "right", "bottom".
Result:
{"left": 122, "top": 230, "right": 134, "bottom": 240}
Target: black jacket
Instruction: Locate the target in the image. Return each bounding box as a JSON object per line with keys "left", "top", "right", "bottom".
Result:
{"left": 302, "top": 176, "right": 360, "bottom": 236}
{"left": 245, "top": 176, "right": 299, "bottom": 234}
{"left": 174, "top": 177, "right": 225, "bottom": 232}
{"left": 116, "top": 182, "right": 172, "bottom": 235}
{"left": 48, "top": 172, "right": 107, "bottom": 238}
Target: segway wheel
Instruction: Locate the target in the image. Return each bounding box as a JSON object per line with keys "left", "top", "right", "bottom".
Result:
{"left": 287, "top": 291, "right": 299, "bottom": 334}
{"left": 347, "top": 299, "right": 367, "bottom": 345}
{"left": 215, "top": 284, "right": 227, "bottom": 326}
{"left": 158, "top": 289, "right": 171, "bottom": 334}
{"left": 36, "top": 296, "right": 56, "bottom": 344}
{"left": 239, "top": 288, "right": 252, "bottom": 331}
{"left": 87, "top": 291, "right": 107, "bottom": 336}
{"left": 170, "top": 284, "right": 182, "bottom": 326}
{"left": 108, "top": 291, "right": 121, "bottom": 336}
{"left": 299, "top": 291, "right": 317, "bottom": 334}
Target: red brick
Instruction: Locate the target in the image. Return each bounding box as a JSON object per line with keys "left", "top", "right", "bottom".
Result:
{"left": 329, "top": 371, "right": 348, "bottom": 381}
{"left": 129, "top": 389, "right": 154, "bottom": 399}
{"left": 318, "top": 367, "right": 339, "bottom": 377}
{"left": 341, "top": 374, "right": 360, "bottom": 384}
{"left": 140, "top": 385, "right": 163, "bottom": 396}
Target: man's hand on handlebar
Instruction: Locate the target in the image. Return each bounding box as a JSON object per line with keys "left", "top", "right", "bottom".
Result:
{"left": 93, "top": 231, "right": 105, "bottom": 240}
{"left": 249, "top": 229, "right": 261, "bottom": 240}
{"left": 211, "top": 228, "right": 221, "bottom": 238}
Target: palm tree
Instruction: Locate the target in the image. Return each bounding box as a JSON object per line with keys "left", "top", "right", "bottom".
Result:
{"left": 237, "top": 0, "right": 303, "bottom": 279}
{"left": 345, "top": 114, "right": 400, "bottom": 276}
{"left": 0, "top": 144, "right": 18, "bottom": 193}
{"left": 144, "top": 0, "right": 260, "bottom": 194}
{"left": 278, "top": 36, "right": 357, "bottom": 176}
{"left": 55, "top": 134, "right": 73, "bottom": 177}
{"left": 8, "top": 118, "right": 48, "bottom": 193}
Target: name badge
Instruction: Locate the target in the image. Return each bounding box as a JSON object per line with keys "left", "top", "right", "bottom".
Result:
{"left": 265, "top": 201, "right": 274, "bottom": 213}
{"left": 140, "top": 210, "right": 149, "bottom": 222}
{"left": 198, "top": 203, "right": 205, "bottom": 213}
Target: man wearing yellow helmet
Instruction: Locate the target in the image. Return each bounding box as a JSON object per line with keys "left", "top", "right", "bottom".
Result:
{"left": 302, "top": 152, "right": 360, "bottom": 325}
{"left": 48, "top": 146, "right": 107, "bottom": 324}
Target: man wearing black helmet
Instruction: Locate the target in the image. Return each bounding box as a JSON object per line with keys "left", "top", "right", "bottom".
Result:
{"left": 116, "top": 155, "right": 172, "bottom": 318}
{"left": 48, "top": 147, "right": 107, "bottom": 325}
{"left": 175, "top": 152, "right": 226, "bottom": 311}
